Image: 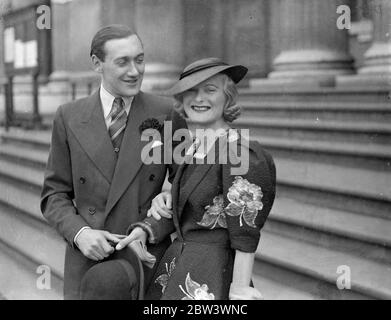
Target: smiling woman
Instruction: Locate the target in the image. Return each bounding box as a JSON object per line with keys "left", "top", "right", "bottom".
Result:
{"left": 123, "top": 57, "right": 277, "bottom": 300}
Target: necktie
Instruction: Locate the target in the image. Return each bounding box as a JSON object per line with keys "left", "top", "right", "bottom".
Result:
{"left": 108, "top": 97, "right": 127, "bottom": 151}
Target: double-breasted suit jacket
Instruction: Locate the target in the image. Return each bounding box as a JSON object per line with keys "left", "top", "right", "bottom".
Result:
{"left": 41, "top": 90, "right": 176, "bottom": 299}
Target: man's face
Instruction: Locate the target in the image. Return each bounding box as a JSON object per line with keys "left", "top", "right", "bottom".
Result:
{"left": 94, "top": 35, "right": 145, "bottom": 97}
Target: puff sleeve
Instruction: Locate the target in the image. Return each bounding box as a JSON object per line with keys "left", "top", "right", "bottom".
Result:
{"left": 222, "top": 140, "right": 276, "bottom": 253}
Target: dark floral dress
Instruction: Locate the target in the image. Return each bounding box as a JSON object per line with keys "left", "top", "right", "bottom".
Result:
{"left": 139, "top": 135, "right": 276, "bottom": 300}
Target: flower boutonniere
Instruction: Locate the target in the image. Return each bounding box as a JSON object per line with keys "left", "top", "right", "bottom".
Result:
{"left": 139, "top": 118, "right": 164, "bottom": 135}
{"left": 139, "top": 117, "right": 164, "bottom": 152}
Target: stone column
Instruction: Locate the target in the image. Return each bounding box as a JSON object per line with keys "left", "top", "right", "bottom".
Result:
{"left": 0, "top": 0, "right": 12, "bottom": 79}
{"left": 182, "top": 0, "right": 270, "bottom": 81}
{"left": 43, "top": 0, "right": 101, "bottom": 110}
{"left": 100, "top": 0, "right": 136, "bottom": 27}
{"left": 134, "top": 0, "right": 183, "bottom": 92}
{"left": 68, "top": 0, "right": 101, "bottom": 73}
{"left": 338, "top": 0, "right": 391, "bottom": 87}
{"left": 224, "top": 0, "right": 270, "bottom": 80}
{"left": 46, "top": 0, "right": 73, "bottom": 108}
{"left": 0, "top": 0, "right": 12, "bottom": 119}
{"left": 251, "top": 0, "right": 355, "bottom": 88}
{"left": 183, "top": 0, "right": 225, "bottom": 64}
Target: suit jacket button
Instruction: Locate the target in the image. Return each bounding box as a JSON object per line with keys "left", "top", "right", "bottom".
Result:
{"left": 149, "top": 174, "right": 155, "bottom": 181}
{"left": 114, "top": 147, "right": 120, "bottom": 153}
{"left": 88, "top": 207, "right": 96, "bottom": 215}
{"left": 79, "top": 177, "right": 86, "bottom": 184}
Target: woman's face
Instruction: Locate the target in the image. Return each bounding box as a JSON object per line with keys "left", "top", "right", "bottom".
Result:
{"left": 182, "top": 74, "right": 227, "bottom": 127}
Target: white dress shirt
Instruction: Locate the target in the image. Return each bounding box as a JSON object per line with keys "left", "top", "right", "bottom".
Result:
{"left": 100, "top": 84, "right": 133, "bottom": 129}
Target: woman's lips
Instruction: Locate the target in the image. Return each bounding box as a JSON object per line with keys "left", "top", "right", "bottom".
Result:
{"left": 191, "top": 105, "right": 211, "bottom": 112}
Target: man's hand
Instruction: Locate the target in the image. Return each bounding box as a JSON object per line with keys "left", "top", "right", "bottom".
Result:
{"left": 75, "top": 229, "right": 121, "bottom": 261}
{"left": 147, "top": 191, "right": 173, "bottom": 220}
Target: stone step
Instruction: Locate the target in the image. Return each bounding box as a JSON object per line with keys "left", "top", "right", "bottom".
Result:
{"left": 252, "top": 260, "right": 369, "bottom": 300}
{"left": 2, "top": 148, "right": 388, "bottom": 228}
{"left": 0, "top": 158, "right": 44, "bottom": 188}
{"left": 0, "top": 202, "right": 65, "bottom": 277}
{"left": 1, "top": 128, "right": 51, "bottom": 150}
{"left": 0, "top": 175, "right": 42, "bottom": 221}
{"left": 1, "top": 137, "right": 389, "bottom": 221}
{"left": 277, "top": 183, "right": 391, "bottom": 222}
{"left": 257, "top": 136, "right": 391, "bottom": 172}
{"left": 271, "top": 197, "right": 391, "bottom": 248}
{"left": 0, "top": 240, "right": 63, "bottom": 300}
{"left": 256, "top": 230, "right": 391, "bottom": 300}
{"left": 4, "top": 129, "right": 391, "bottom": 161}
{"left": 240, "top": 87, "right": 390, "bottom": 104}
{"left": 2, "top": 122, "right": 391, "bottom": 159}
{"left": 266, "top": 198, "right": 391, "bottom": 264}
{"left": 252, "top": 268, "right": 323, "bottom": 300}
{"left": 236, "top": 118, "right": 391, "bottom": 145}
{"left": 2, "top": 144, "right": 389, "bottom": 208}
{"left": 275, "top": 156, "right": 391, "bottom": 204}
{"left": 2, "top": 129, "right": 391, "bottom": 175}
{"left": 239, "top": 101, "right": 391, "bottom": 123}
{"left": 0, "top": 143, "right": 48, "bottom": 169}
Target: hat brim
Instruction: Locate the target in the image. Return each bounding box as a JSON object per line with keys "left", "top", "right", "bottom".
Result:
{"left": 164, "top": 64, "right": 248, "bottom": 96}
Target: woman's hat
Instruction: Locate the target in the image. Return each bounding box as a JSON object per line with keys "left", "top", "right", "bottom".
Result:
{"left": 165, "top": 57, "right": 248, "bottom": 96}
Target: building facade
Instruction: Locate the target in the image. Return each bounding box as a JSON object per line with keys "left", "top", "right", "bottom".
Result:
{"left": 0, "top": 0, "right": 389, "bottom": 115}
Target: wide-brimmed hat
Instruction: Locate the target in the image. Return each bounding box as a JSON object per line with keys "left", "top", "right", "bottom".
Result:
{"left": 165, "top": 57, "right": 248, "bottom": 96}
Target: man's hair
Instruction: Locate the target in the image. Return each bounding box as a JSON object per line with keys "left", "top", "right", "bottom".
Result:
{"left": 90, "top": 24, "right": 140, "bottom": 61}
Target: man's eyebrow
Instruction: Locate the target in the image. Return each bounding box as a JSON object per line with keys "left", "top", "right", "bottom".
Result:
{"left": 114, "top": 53, "right": 144, "bottom": 61}
{"left": 114, "top": 56, "right": 129, "bottom": 62}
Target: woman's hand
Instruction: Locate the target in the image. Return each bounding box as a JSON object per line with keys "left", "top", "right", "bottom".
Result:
{"left": 115, "top": 227, "right": 156, "bottom": 268}
{"left": 115, "top": 227, "right": 147, "bottom": 250}
{"left": 147, "top": 191, "right": 173, "bottom": 220}
{"left": 229, "top": 283, "right": 264, "bottom": 300}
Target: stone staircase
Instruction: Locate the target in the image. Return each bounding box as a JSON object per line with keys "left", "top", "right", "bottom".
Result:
{"left": 237, "top": 87, "right": 391, "bottom": 300}
{"left": 0, "top": 86, "right": 390, "bottom": 299}
{"left": 0, "top": 129, "right": 63, "bottom": 300}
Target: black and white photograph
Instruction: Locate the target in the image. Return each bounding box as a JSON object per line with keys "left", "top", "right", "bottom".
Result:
{"left": 0, "top": 0, "right": 390, "bottom": 302}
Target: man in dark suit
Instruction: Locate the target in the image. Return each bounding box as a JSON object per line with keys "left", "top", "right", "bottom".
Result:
{"left": 41, "top": 24, "right": 176, "bottom": 299}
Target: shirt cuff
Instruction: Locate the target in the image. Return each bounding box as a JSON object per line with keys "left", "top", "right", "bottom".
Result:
{"left": 74, "top": 226, "right": 91, "bottom": 247}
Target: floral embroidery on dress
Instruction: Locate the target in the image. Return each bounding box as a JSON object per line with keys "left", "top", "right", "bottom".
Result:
{"left": 225, "top": 176, "right": 263, "bottom": 227}
{"left": 179, "top": 273, "right": 215, "bottom": 300}
{"left": 197, "top": 194, "right": 227, "bottom": 229}
{"left": 155, "top": 257, "right": 176, "bottom": 294}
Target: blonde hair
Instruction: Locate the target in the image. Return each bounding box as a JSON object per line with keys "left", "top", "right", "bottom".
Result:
{"left": 173, "top": 73, "right": 240, "bottom": 122}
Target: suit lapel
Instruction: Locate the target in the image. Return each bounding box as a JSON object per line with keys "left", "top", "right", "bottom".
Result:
{"left": 176, "top": 137, "right": 224, "bottom": 218}
{"left": 105, "top": 92, "right": 148, "bottom": 215}
{"left": 177, "top": 163, "right": 214, "bottom": 219}
{"left": 171, "top": 162, "right": 186, "bottom": 240}
{"left": 68, "top": 90, "right": 116, "bottom": 183}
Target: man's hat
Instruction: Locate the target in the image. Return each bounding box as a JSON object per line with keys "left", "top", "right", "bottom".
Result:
{"left": 79, "top": 248, "right": 144, "bottom": 300}
{"left": 165, "top": 57, "right": 248, "bottom": 96}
